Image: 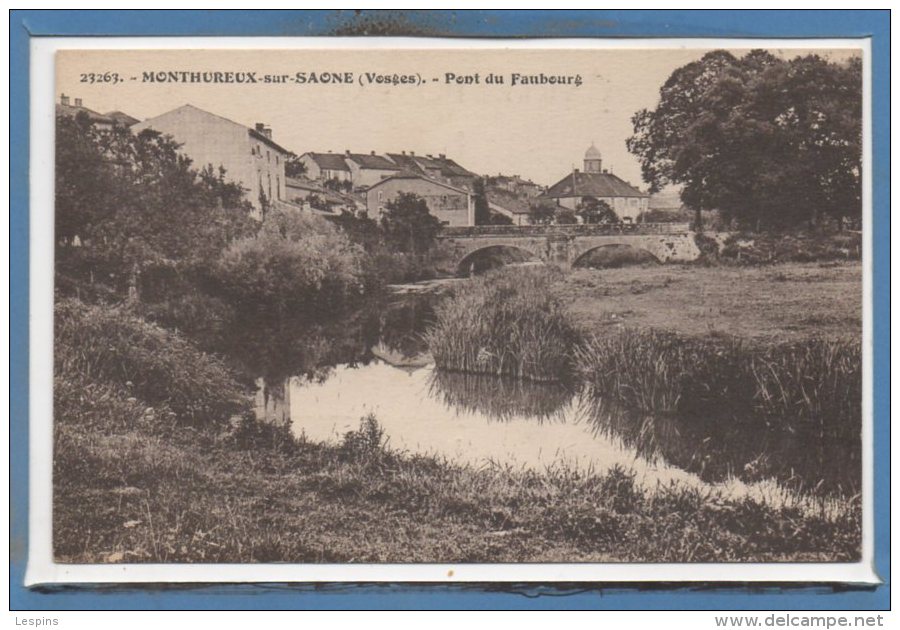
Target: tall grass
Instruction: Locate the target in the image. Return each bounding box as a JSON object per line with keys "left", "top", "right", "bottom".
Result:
{"left": 575, "top": 329, "right": 861, "bottom": 429}
{"left": 424, "top": 267, "right": 580, "bottom": 382}
{"left": 55, "top": 298, "right": 248, "bottom": 425}
{"left": 575, "top": 330, "right": 862, "bottom": 496}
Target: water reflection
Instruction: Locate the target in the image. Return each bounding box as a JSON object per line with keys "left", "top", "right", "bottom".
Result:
{"left": 428, "top": 370, "right": 573, "bottom": 422}
{"left": 225, "top": 292, "right": 436, "bottom": 384}
{"left": 233, "top": 291, "right": 857, "bottom": 501}
{"left": 582, "top": 394, "right": 861, "bottom": 498}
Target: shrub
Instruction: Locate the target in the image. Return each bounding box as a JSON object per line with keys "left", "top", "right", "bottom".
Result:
{"left": 425, "top": 267, "right": 580, "bottom": 381}
{"left": 214, "top": 208, "right": 366, "bottom": 317}
{"left": 575, "top": 244, "right": 658, "bottom": 269}
{"left": 720, "top": 231, "right": 862, "bottom": 265}
{"left": 339, "top": 414, "right": 386, "bottom": 460}
{"left": 55, "top": 298, "right": 248, "bottom": 424}
{"left": 138, "top": 291, "right": 236, "bottom": 350}
{"left": 693, "top": 232, "right": 721, "bottom": 262}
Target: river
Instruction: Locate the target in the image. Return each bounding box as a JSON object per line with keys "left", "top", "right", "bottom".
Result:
{"left": 249, "top": 288, "right": 859, "bottom": 504}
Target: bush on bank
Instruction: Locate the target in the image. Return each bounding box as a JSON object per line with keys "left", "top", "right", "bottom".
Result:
{"left": 425, "top": 266, "right": 581, "bottom": 382}
{"left": 55, "top": 298, "right": 248, "bottom": 425}
{"left": 214, "top": 208, "right": 367, "bottom": 318}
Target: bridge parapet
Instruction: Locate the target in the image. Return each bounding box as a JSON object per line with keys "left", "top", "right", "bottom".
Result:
{"left": 438, "top": 222, "right": 691, "bottom": 238}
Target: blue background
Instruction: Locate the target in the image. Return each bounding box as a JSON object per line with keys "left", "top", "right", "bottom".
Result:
{"left": 9, "top": 9, "right": 890, "bottom": 611}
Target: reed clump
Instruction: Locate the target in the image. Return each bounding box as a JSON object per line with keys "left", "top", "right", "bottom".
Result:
{"left": 575, "top": 329, "right": 861, "bottom": 434}
{"left": 425, "top": 267, "right": 580, "bottom": 382}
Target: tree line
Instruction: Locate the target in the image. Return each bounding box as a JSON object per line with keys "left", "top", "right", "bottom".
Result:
{"left": 56, "top": 112, "right": 445, "bottom": 333}
{"left": 627, "top": 50, "right": 862, "bottom": 231}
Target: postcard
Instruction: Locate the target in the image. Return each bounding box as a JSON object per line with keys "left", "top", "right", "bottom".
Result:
{"left": 26, "top": 38, "right": 875, "bottom": 585}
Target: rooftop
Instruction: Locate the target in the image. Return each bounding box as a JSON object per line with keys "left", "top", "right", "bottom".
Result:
{"left": 545, "top": 171, "right": 648, "bottom": 199}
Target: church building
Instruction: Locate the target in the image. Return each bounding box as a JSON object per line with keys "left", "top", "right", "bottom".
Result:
{"left": 544, "top": 143, "right": 650, "bottom": 222}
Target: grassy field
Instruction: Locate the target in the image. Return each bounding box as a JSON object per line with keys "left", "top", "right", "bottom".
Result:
{"left": 560, "top": 262, "right": 861, "bottom": 343}
{"left": 55, "top": 408, "right": 859, "bottom": 564}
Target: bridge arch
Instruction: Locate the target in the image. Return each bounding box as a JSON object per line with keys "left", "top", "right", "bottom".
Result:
{"left": 571, "top": 243, "right": 661, "bottom": 269}
{"left": 456, "top": 244, "right": 541, "bottom": 277}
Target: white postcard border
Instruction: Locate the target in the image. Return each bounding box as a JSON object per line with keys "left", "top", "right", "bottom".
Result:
{"left": 27, "top": 36, "right": 877, "bottom": 586}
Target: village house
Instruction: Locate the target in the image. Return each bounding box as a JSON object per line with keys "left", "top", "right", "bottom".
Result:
{"left": 385, "top": 152, "right": 479, "bottom": 190}
{"left": 56, "top": 94, "right": 136, "bottom": 130}
{"left": 343, "top": 151, "right": 402, "bottom": 187}
{"left": 488, "top": 173, "right": 545, "bottom": 198}
{"left": 298, "top": 152, "right": 354, "bottom": 185}
{"left": 544, "top": 143, "right": 649, "bottom": 222}
{"left": 131, "top": 104, "right": 290, "bottom": 218}
{"left": 285, "top": 176, "right": 365, "bottom": 215}
{"left": 365, "top": 173, "right": 474, "bottom": 226}
{"left": 300, "top": 149, "right": 480, "bottom": 193}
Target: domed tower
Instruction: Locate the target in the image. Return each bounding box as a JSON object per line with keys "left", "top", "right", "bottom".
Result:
{"left": 584, "top": 143, "right": 602, "bottom": 173}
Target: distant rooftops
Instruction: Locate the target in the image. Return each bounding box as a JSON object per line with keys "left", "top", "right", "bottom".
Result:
{"left": 56, "top": 94, "right": 127, "bottom": 127}
{"left": 302, "top": 149, "right": 479, "bottom": 180}
{"left": 544, "top": 170, "right": 648, "bottom": 199}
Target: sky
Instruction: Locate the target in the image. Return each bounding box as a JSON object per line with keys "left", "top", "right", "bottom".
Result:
{"left": 57, "top": 46, "right": 860, "bottom": 188}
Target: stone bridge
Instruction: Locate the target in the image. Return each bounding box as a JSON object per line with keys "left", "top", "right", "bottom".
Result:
{"left": 435, "top": 223, "right": 700, "bottom": 276}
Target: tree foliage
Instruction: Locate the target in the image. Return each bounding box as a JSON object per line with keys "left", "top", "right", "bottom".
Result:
{"left": 577, "top": 198, "right": 619, "bottom": 224}
{"left": 555, "top": 208, "right": 579, "bottom": 224}
{"left": 380, "top": 192, "right": 442, "bottom": 255}
{"left": 215, "top": 208, "right": 365, "bottom": 318}
{"left": 627, "top": 50, "right": 862, "bottom": 230}
{"left": 528, "top": 202, "right": 556, "bottom": 226}
{"left": 284, "top": 152, "right": 308, "bottom": 178}
{"left": 56, "top": 113, "right": 256, "bottom": 296}
{"left": 472, "top": 177, "right": 491, "bottom": 225}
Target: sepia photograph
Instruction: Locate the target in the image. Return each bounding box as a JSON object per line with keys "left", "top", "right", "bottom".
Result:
{"left": 46, "top": 41, "right": 866, "bottom": 572}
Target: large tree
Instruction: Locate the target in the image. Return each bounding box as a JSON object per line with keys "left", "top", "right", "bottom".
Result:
{"left": 627, "top": 50, "right": 861, "bottom": 231}
{"left": 472, "top": 177, "right": 491, "bottom": 225}
{"left": 56, "top": 112, "right": 255, "bottom": 299}
{"left": 380, "top": 192, "right": 442, "bottom": 255}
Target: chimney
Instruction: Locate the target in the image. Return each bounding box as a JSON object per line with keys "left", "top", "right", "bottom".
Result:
{"left": 439, "top": 153, "right": 446, "bottom": 159}
{"left": 74, "top": 97, "right": 83, "bottom": 107}
{"left": 410, "top": 151, "right": 415, "bottom": 156}
{"left": 426, "top": 154, "right": 433, "bottom": 158}
{"left": 345, "top": 150, "right": 351, "bottom": 155}
{"left": 263, "top": 127, "right": 272, "bottom": 139}
{"left": 60, "top": 94, "right": 70, "bottom": 106}
{"left": 401, "top": 150, "right": 406, "bottom": 155}
{"left": 255, "top": 122, "right": 265, "bottom": 131}
{"left": 370, "top": 150, "right": 376, "bottom": 155}
{"left": 574, "top": 168, "right": 580, "bottom": 173}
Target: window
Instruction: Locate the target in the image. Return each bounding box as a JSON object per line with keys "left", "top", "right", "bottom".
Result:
{"left": 267, "top": 150, "right": 271, "bottom": 163}
{"left": 276, "top": 175, "right": 281, "bottom": 200}
{"left": 378, "top": 190, "right": 383, "bottom": 201}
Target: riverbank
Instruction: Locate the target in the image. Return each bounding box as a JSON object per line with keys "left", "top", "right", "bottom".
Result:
{"left": 55, "top": 402, "right": 860, "bottom": 563}
{"left": 53, "top": 261, "right": 863, "bottom": 563}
